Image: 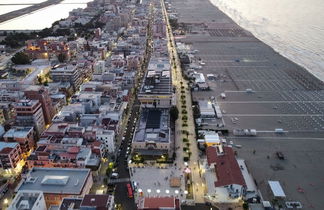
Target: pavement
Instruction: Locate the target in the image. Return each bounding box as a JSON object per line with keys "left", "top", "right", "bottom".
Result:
{"left": 170, "top": 0, "right": 324, "bottom": 209}
{"left": 162, "top": 0, "right": 205, "bottom": 203}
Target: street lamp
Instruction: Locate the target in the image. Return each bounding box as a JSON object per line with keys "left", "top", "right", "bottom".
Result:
{"left": 184, "top": 190, "right": 188, "bottom": 195}
{"left": 156, "top": 189, "right": 160, "bottom": 193}
{"left": 175, "top": 190, "right": 179, "bottom": 194}
{"left": 165, "top": 189, "right": 170, "bottom": 194}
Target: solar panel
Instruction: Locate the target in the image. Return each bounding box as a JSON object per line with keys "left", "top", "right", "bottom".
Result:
{"left": 146, "top": 110, "right": 161, "bottom": 129}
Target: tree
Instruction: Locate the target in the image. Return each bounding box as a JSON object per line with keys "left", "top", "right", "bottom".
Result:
{"left": 170, "top": 106, "right": 179, "bottom": 121}
{"left": 11, "top": 52, "right": 30, "bottom": 64}
{"left": 58, "top": 53, "right": 67, "bottom": 63}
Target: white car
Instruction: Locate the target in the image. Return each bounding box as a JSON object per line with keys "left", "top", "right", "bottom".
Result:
{"left": 229, "top": 141, "right": 233, "bottom": 145}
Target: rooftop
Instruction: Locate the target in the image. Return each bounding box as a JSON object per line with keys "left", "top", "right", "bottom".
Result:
{"left": 3, "top": 127, "right": 34, "bottom": 139}
{"left": 16, "top": 167, "right": 91, "bottom": 195}
{"left": 80, "top": 194, "right": 111, "bottom": 208}
{"left": 8, "top": 190, "right": 44, "bottom": 210}
{"left": 133, "top": 108, "right": 170, "bottom": 143}
{"left": 0, "top": 142, "right": 19, "bottom": 153}
{"left": 140, "top": 57, "right": 172, "bottom": 95}
{"left": 140, "top": 197, "right": 177, "bottom": 209}
{"left": 206, "top": 146, "right": 246, "bottom": 187}
{"left": 59, "top": 198, "right": 82, "bottom": 210}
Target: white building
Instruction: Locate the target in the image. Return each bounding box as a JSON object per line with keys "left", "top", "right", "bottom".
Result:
{"left": 96, "top": 129, "right": 115, "bottom": 154}
{"left": 8, "top": 190, "right": 46, "bottom": 210}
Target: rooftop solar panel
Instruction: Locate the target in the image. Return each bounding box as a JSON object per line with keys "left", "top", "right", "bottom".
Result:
{"left": 146, "top": 110, "right": 161, "bottom": 129}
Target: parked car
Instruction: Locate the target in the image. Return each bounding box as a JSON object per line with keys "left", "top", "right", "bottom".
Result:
{"left": 276, "top": 151, "right": 285, "bottom": 160}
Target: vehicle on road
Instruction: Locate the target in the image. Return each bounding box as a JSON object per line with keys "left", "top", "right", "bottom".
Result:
{"left": 111, "top": 172, "right": 119, "bottom": 179}
{"left": 126, "top": 183, "right": 133, "bottom": 198}
{"left": 276, "top": 152, "right": 285, "bottom": 160}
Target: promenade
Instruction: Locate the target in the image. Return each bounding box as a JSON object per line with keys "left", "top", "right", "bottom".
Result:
{"left": 170, "top": 0, "right": 324, "bottom": 209}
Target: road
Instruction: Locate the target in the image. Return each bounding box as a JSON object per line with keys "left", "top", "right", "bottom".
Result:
{"left": 114, "top": 3, "right": 153, "bottom": 209}
{"left": 161, "top": 0, "right": 205, "bottom": 203}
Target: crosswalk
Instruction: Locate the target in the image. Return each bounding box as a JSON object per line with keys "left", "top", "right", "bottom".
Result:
{"left": 108, "top": 178, "right": 130, "bottom": 184}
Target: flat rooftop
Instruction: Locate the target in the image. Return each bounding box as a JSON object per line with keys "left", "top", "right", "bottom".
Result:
{"left": 3, "top": 127, "right": 34, "bottom": 139}
{"left": 133, "top": 108, "right": 170, "bottom": 143}
{"left": 140, "top": 57, "right": 172, "bottom": 95}
{"left": 16, "top": 167, "right": 91, "bottom": 195}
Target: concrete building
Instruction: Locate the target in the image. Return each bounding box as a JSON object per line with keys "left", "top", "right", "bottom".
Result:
{"left": 50, "top": 65, "right": 82, "bottom": 90}
{"left": 24, "top": 86, "right": 56, "bottom": 125}
{"left": 96, "top": 129, "right": 115, "bottom": 154}
{"left": 3, "top": 126, "right": 35, "bottom": 156}
{"left": 137, "top": 197, "right": 180, "bottom": 210}
{"left": 25, "top": 39, "right": 69, "bottom": 60}
{"left": 80, "top": 194, "right": 115, "bottom": 210}
{"left": 0, "top": 142, "right": 22, "bottom": 171}
{"left": 8, "top": 190, "right": 46, "bottom": 210}
{"left": 15, "top": 100, "right": 46, "bottom": 135}
{"left": 15, "top": 167, "right": 93, "bottom": 207}
{"left": 138, "top": 57, "right": 172, "bottom": 108}
{"left": 132, "top": 108, "right": 172, "bottom": 158}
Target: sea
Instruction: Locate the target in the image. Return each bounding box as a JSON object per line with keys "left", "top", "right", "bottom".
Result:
{"left": 0, "top": 0, "right": 92, "bottom": 30}
{"left": 210, "top": 0, "right": 324, "bottom": 82}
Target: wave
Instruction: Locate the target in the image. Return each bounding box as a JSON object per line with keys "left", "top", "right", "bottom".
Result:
{"left": 209, "top": 0, "right": 324, "bottom": 82}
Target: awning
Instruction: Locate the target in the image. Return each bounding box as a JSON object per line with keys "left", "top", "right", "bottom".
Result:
{"left": 268, "top": 181, "right": 286, "bottom": 197}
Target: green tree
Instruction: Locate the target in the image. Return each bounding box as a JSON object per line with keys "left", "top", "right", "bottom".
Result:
{"left": 169, "top": 106, "right": 179, "bottom": 121}
{"left": 11, "top": 52, "right": 30, "bottom": 64}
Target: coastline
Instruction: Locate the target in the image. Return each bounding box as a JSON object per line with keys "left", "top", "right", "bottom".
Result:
{"left": 209, "top": 0, "right": 324, "bottom": 82}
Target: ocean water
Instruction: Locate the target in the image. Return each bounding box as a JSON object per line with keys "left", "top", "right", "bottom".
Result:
{"left": 210, "top": 0, "right": 324, "bottom": 82}
{"left": 0, "top": 0, "right": 92, "bottom": 30}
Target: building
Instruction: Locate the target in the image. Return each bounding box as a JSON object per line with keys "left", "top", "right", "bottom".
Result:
{"left": 25, "top": 39, "right": 69, "bottom": 60}
{"left": 24, "top": 86, "right": 56, "bottom": 125}
{"left": 138, "top": 57, "right": 173, "bottom": 108}
{"left": 80, "top": 194, "right": 114, "bottom": 210}
{"left": 96, "top": 129, "right": 115, "bottom": 154}
{"left": 15, "top": 167, "right": 93, "bottom": 207}
{"left": 0, "top": 142, "right": 22, "bottom": 171}
{"left": 3, "top": 127, "right": 35, "bottom": 156}
{"left": 59, "top": 197, "right": 82, "bottom": 210}
{"left": 137, "top": 197, "right": 180, "bottom": 210}
{"left": 205, "top": 146, "right": 246, "bottom": 202}
{"left": 132, "top": 108, "right": 172, "bottom": 158}
{"left": 50, "top": 65, "right": 82, "bottom": 90}
{"left": 8, "top": 190, "right": 46, "bottom": 210}
{"left": 15, "top": 100, "right": 46, "bottom": 135}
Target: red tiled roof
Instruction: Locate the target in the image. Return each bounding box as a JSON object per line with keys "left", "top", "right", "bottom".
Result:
{"left": 207, "top": 146, "right": 246, "bottom": 187}
{"left": 206, "top": 146, "right": 217, "bottom": 165}
{"left": 0, "top": 147, "right": 13, "bottom": 154}
{"left": 59, "top": 152, "right": 77, "bottom": 159}
{"left": 91, "top": 141, "right": 101, "bottom": 147}
{"left": 143, "top": 197, "right": 176, "bottom": 209}
{"left": 67, "top": 146, "right": 80, "bottom": 154}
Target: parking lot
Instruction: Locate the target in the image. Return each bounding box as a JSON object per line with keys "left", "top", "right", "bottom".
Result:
{"left": 229, "top": 137, "right": 324, "bottom": 210}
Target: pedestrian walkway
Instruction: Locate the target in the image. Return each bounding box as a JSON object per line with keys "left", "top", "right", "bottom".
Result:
{"left": 161, "top": 0, "right": 206, "bottom": 203}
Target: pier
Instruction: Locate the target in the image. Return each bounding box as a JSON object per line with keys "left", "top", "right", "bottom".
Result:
{"left": 0, "top": 0, "right": 64, "bottom": 24}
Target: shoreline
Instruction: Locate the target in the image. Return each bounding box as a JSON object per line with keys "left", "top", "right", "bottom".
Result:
{"left": 208, "top": 0, "right": 324, "bottom": 83}
{"left": 172, "top": 0, "right": 324, "bottom": 88}
{"left": 0, "top": 0, "right": 64, "bottom": 24}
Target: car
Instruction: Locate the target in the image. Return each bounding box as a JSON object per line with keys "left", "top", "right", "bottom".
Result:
{"left": 229, "top": 141, "right": 233, "bottom": 145}
{"left": 111, "top": 172, "right": 119, "bottom": 179}
{"left": 276, "top": 152, "right": 285, "bottom": 160}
